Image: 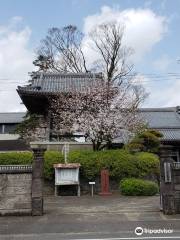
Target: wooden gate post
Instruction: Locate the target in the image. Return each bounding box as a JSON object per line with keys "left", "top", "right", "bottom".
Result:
{"left": 31, "top": 147, "right": 46, "bottom": 216}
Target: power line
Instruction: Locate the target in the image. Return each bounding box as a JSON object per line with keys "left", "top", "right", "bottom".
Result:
{"left": 0, "top": 73, "right": 180, "bottom": 86}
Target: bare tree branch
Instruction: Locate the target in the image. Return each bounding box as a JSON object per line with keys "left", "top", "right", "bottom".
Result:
{"left": 89, "top": 22, "right": 134, "bottom": 86}
{"left": 35, "top": 25, "right": 88, "bottom": 73}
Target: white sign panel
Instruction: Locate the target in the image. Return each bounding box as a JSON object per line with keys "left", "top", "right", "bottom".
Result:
{"left": 55, "top": 168, "right": 79, "bottom": 185}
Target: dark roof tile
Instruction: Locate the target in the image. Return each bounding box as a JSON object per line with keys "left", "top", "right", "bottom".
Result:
{"left": 139, "top": 107, "right": 180, "bottom": 141}
{"left": 0, "top": 112, "right": 26, "bottom": 124}
{"left": 18, "top": 72, "right": 103, "bottom": 94}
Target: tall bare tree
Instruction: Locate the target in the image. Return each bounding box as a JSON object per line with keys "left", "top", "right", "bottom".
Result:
{"left": 36, "top": 25, "right": 88, "bottom": 73}
{"left": 89, "top": 22, "right": 133, "bottom": 85}
{"left": 35, "top": 22, "right": 133, "bottom": 85}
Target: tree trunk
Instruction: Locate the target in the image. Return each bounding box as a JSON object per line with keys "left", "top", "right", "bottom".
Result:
{"left": 92, "top": 140, "right": 102, "bottom": 151}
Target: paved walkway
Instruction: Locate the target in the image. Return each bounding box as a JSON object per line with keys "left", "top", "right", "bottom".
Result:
{"left": 45, "top": 194, "right": 160, "bottom": 214}
{"left": 44, "top": 194, "right": 180, "bottom": 221}
{"left": 0, "top": 194, "right": 180, "bottom": 239}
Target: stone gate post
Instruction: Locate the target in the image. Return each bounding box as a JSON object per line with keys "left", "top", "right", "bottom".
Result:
{"left": 159, "top": 145, "right": 175, "bottom": 215}
{"left": 31, "top": 146, "right": 46, "bottom": 216}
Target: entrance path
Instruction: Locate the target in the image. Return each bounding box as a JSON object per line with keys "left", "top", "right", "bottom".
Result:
{"left": 45, "top": 194, "right": 160, "bottom": 216}
{"left": 1, "top": 194, "right": 180, "bottom": 239}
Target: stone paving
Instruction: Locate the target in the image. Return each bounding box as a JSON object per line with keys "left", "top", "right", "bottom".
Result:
{"left": 0, "top": 194, "right": 180, "bottom": 240}
{"left": 44, "top": 194, "right": 180, "bottom": 221}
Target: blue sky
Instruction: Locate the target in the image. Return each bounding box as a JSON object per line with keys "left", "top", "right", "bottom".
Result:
{"left": 0, "top": 0, "right": 179, "bottom": 111}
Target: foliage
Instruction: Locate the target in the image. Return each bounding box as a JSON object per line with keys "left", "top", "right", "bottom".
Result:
{"left": 68, "top": 150, "right": 100, "bottom": 180}
{"left": 0, "top": 150, "right": 159, "bottom": 183}
{"left": 0, "top": 151, "right": 64, "bottom": 181}
{"left": 0, "top": 152, "right": 33, "bottom": 165}
{"left": 43, "top": 151, "right": 64, "bottom": 180}
{"left": 14, "top": 112, "right": 40, "bottom": 142}
{"left": 68, "top": 149, "right": 159, "bottom": 181}
{"left": 120, "top": 178, "right": 159, "bottom": 196}
{"left": 135, "top": 152, "right": 160, "bottom": 178}
{"left": 33, "top": 55, "right": 53, "bottom": 72}
{"left": 126, "top": 129, "right": 163, "bottom": 153}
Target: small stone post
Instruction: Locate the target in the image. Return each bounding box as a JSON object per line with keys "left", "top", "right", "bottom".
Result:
{"left": 31, "top": 146, "right": 46, "bottom": 216}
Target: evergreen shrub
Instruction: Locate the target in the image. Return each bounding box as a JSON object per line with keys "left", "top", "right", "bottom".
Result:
{"left": 120, "top": 178, "right": 159, "bottom": 196}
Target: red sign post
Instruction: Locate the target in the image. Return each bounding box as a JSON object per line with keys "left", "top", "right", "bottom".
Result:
{"left": 99, "top": 169, "right": 112, "bottom": 196}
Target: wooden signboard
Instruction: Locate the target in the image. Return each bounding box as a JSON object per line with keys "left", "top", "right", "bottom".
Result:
{"left": 53, "top": 163, "right": 81, "bottom": 196}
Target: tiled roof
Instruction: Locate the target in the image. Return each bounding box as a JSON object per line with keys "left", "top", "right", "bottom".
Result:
{"left": 140, "top": 107, "right": 180, "bottom": 128}
{"left": 139, "top": 107, "right": 180, "bottom": 141}
{"left": 17, "top": 72, "right": 103, "bottom": 94}
{"left": 0, "top": 112, "right": 26, "bottom": 124}
{"left": 158, "top": 129, "right": 180, "bottom": 141}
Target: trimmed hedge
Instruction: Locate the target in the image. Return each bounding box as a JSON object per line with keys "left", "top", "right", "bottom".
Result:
{"left": 120, "top": 178, "right": 159, "bottom": 196}
{"left": 44, "top": 151, "right": 64, "bottom": 180}
{"left": 68, "top": 150, "right": 159, "bottom": 181}
{"left": 0, "top": 150, "right": 159, "bottom": 182}
{"left": 0, "top": 151, "right": 33, "bottom": 165}
{"left": 0, "top": 151, "right": 64, "bottom": 181}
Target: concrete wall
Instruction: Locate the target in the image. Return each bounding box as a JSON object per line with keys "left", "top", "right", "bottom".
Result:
{"left": 30, "top": 141, "right": 93, "bottom": 152}
{"left": 0, "top": 166, "right": 32, "bottom": 215}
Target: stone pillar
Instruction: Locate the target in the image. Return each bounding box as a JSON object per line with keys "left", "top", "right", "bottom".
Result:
{"left": 159, "top": 145, "right": 175, "bottom": 215}
{"left": 31, "top": 147, "right": 46, "bottom": 216}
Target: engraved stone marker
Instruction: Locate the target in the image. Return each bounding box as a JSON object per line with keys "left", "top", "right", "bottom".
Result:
{"left": 99, "top": 169, "right": 112, "bottom": 196}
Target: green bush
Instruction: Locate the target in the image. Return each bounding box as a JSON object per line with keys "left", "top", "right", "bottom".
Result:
{"left": 68, "top": 150, "right": 99, "bottom": 180}
{"left": 44, "top": 151, "right": 64, "bottom": 180}
{"left": 135, "top": 152, "right": 160, "bottom": 177}
{"left": 68, "top": 149, "right": 159, "bottom": 181}
{"left": 0, "top": 151, "right": 33, "bottom": 165}
{"left": 0, "top": 151, "right": 64, "bottom": 181}
{"left": 126, "top": 129, "right": 163, "bottom": 153}
{"left": 0, "top": 150, "right": 159, "bottom": 183}
{"left": 120, "top": 178, "right": 159, "bottom": 196}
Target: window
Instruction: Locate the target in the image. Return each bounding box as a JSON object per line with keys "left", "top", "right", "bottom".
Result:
{"left": 0, "top": 124, "right": 3, "bottom": 133}
{"left": 170, "top": 151, "right": 180, "bottom": 162}
{"left": 0, "top": 124, "right": 18, "bottom": 134}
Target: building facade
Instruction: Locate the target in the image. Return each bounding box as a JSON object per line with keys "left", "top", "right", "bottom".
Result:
{"left": 140, "top": 107, "right": 180, "bottom": 162}
{"left": 16, "top": 72, "right": 180, "bottom": 158}
{"left": 0, "top": 112, "right": 28, "bottom": 151}
{"left": 17, "top": 72, "right": 103, "bottom": 141}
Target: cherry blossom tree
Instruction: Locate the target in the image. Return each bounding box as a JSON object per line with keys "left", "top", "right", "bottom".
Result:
{"left": 49, "top": 81, "right": 146, "bottom": 150}
{"left": 35, "top": 22, "right": 148, "bottom": 149}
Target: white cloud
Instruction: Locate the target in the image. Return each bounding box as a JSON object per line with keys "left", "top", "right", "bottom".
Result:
{"left": 130, "top": 72, "right": 180, "bottom": 108}
{"left": 0, "top": 9, "right": 172, "bottom": 111}
{"left": 142, "top": 76, "right": 180, "bottom": 107}
{"left": 83, "top": 6, "right": 168, "bottom": 63}
{"left": 153, "top": 54, "right": 172, "bottom": 71}
{"left": 83, "top": 6, "right": 179, "bottom": 108}
{"left": 0, "top": 17, "right": 34, "bottom": 112}
{"left": 150, "top": 80, "right": 180, "bottom": 107}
